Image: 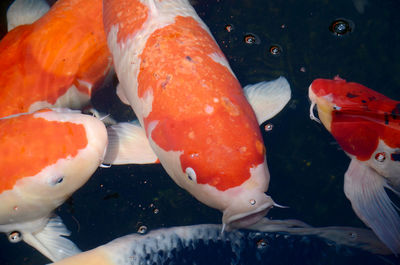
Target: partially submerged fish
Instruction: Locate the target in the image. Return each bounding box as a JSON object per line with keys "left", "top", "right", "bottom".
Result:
{"left": 308, "top": 76, "right": 400, "bottom": 254}
{"left": 103, "top": 0, "right": 291, "bottom": 231}
{"left": 0, "top": 0, "right": 112, "bottom": 118}
{"left": 0, "top": 109, "right": 108, "bottom": 261}
{"left": 52, "top": 219, "right": 395, "bottom": 265}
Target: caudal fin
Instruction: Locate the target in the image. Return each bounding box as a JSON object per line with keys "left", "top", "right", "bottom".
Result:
{"left": 22, "top": 215, "right": 81, "bottom": 262}
{"left": 7, "top": 0, "right": 50, "bottom": 31}
{"left": 344, "top": 158, "right": 400, "bottom": 255}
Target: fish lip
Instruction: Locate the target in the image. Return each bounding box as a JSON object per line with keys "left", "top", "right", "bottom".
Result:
{"left": 225, "top": 201, "right": 273, "bottom": 229}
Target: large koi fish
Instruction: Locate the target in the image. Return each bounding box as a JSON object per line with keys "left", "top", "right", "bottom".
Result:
{"left": 102, "top": 0, "right": 291, "bottom": 230}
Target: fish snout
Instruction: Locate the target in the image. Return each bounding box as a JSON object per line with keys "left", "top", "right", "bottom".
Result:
{"left": 222, "top": 192, "right": 275, "bottom": 231}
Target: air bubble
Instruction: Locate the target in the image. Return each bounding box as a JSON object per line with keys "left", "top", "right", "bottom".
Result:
{"left": 244, "top": 33, "right": 260, "bottom": 45}
{"left": 8, "top": 231, "right": 22, "bottom": 243}
{"left": 138, "top": 225, "right": 148, "bottom": 234}
{"left": 329, "top": 18, "right": 353, "bottom": 36}
{"left": 375, "top": 152, "right": 386, "bottom": 162}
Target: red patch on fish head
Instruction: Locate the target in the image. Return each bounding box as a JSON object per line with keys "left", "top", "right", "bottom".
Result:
{"left": 313, "top": 78, "right": 400, "bottom": 159}
{"left": 0, "top": 113, "right": 88, "bottom": 192}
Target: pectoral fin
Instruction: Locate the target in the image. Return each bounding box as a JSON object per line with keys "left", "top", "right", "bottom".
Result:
{"left": 7, "top": 0, "right": 50, "bottom": 31}
{"left": 344, "top": 158, "right": 400, "bottom": 255}
{"left": 22, "top": 216, "right": 81, "bottom": 262}
{"left": 244, "top": 76, "right": 291, "bottom": 125}
{"left": 104, "top": 121, "right": 158, "bottom": 165}
{"left": 116, "top": 83, "right": 130, "bottom": 105}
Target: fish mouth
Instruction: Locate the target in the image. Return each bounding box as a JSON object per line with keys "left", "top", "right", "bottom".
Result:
{"left": 225, "top": 202, "right": 274, "bottom": 230}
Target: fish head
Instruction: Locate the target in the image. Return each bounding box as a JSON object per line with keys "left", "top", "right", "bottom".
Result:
{"left": 147, "top": 114, "right": 275, "bottom": 229}
{"left": 179, "top": 154, "right": 275, "bottom": 231}
{"left": 0, "top": 109, "right": 108, "bottom": 224}
{"left": 308, "top": 77, "right": 344, "bottom": 131}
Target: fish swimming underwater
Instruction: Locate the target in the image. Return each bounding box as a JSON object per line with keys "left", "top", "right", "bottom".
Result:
{"left": 0, "top": 109, "right": 108, "bottom": 261}
{"left": 0, "top": 0, "right": 112, "bottom": 118}
{"left": 308, "top": 76, "right": 400, "bottom": 254}
{"left": 102, "top": 0, "right": 291, "bottom": 230}
{"left": 52, "top": 219, "right": 395, "bottom": 265}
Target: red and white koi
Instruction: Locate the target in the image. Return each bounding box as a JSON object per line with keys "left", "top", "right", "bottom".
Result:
{"left": 0, "top": 0, "right": 112, "bottom": 118}
{"left": 309, "top": 76, "right": 400, "bottom": 254}
{"left": 103, "top": 0, "right": 291, "bottom": 230}
{"left": 0, "top": 109, "right": 108, "bottom": 261}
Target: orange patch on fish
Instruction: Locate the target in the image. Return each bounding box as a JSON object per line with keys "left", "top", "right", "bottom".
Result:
{"left": 103, "top": 0, "right": 148, "bottom": 43}
{"left": 0, "top": 0, "right": 111, "bottom": 117}
{"left": 137, "top": 16, "right": 264, "bottom": 190}
{"left": 0, "top": 114, "right": 88, "bottom": 192}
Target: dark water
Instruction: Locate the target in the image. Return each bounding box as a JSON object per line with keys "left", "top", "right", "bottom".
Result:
{"left": 0, "top": 0, "right": 399, "bottom": 264}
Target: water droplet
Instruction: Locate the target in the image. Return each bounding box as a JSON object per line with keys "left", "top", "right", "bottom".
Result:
{"left": 224, "top": 24, "right": 234, "bottom": 32}
{"left": 269, "top": 45, "right": 282, "bottom": 56}
{"left": 250, "top": 199, "right": 256, "bottom": 205}
{"left": 264, "top": 123, "right": 274, "bottom": 132}
{"left": 8, "top": 231, "right": 22, "bottom": 243}
{"left": 244, "top": 33, "right": 260, "bottom": 45}
{"left": 329, "top": 19, "right": 353, "bottom": 36}
{"left": 153, "top": 208, "right": 159, "bottom": 214}
{"left": 256, "top": 239, "right": 268, "bottom": 249}
{"left": 375, "top": 152, "right": 386, "bottom": 162}
{"left": 348, "top": 231, "right": 358, "bottom": 239}
{"left": 138, "top": 225, "right": 148, "bottom": 234}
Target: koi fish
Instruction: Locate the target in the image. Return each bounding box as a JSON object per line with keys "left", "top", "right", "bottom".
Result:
{"left": 0, "top": 0, "right": 112, "bottom": 118}
{"left": 102, "top": 0, "right": 291, "bottom": 230}
{"left": 308, "top": 76, "right": 400, "bottom": 254}
{"left": 0, "top": 109, "right": 108, "bottom": 261}
{"left": 52, "top": 219, "right": 392, "bottom": 265}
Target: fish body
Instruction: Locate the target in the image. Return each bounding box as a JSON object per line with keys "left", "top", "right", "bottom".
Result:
{"left": 52, "top": 219, "right": 395, "bottom": 265}
{"left": 0, "top": 109, "right": 108, "bottom": 261}
{"left": 103, "top": 0, "right": 291, "bottom": 230}
{"left": 309, "top": 76, "right": 400, "bottom": 254}
{"left": 0, "top": 0, "right": 112, "bottom": 118}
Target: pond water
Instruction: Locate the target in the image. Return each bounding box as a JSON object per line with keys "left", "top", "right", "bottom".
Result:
{"left": 0, "top": 0, "right": 399, "bottom": 264}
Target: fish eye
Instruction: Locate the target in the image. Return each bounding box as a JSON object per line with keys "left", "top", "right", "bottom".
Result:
{"left": 250, "top": 199, "right": 256, "bottom": 205}
{"left": 49, "top": 176, "right": 64, "bottom": 186}
{"left": 8, "top": 231, "right": 22, "bottom": 243}
{"left": 185, "top": 167, "right": 197, "bottom": 182}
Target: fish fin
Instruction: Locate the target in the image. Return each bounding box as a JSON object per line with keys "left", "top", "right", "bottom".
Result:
{"left": 148, "top": 0, "right": 159, "bottom": 17}
{"left": 344, "top": 158, "right": 400, "bottom": 255}
{"left": 22, "top": 216, "right": 81, "bottom": 262}
{"left": 83, "top": 107, "right": 117, "bottom": 126}
{"left": 116, "top": 83, "right": 130, "bottom": 105}
{"left": 244, "top": 76, "right": 291, "bottom": 125}
{"left": 104, "top": 121, "right": 159, "bottom": 165}
{"left": 7, "top": 0, "right": 50, "bottom": 31}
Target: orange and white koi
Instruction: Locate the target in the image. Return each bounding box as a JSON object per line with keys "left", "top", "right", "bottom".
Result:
{"left": 309, "top": 76, "right": 400, "bottom": 254}
{"left": 0, "top": 0, "right": 112, "bottom": 118}
{"left": 102, "top": 0, "right": 291, "bottom": 230}
{"left": 0, "top": 109, "right": 108, "bottom": 261}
